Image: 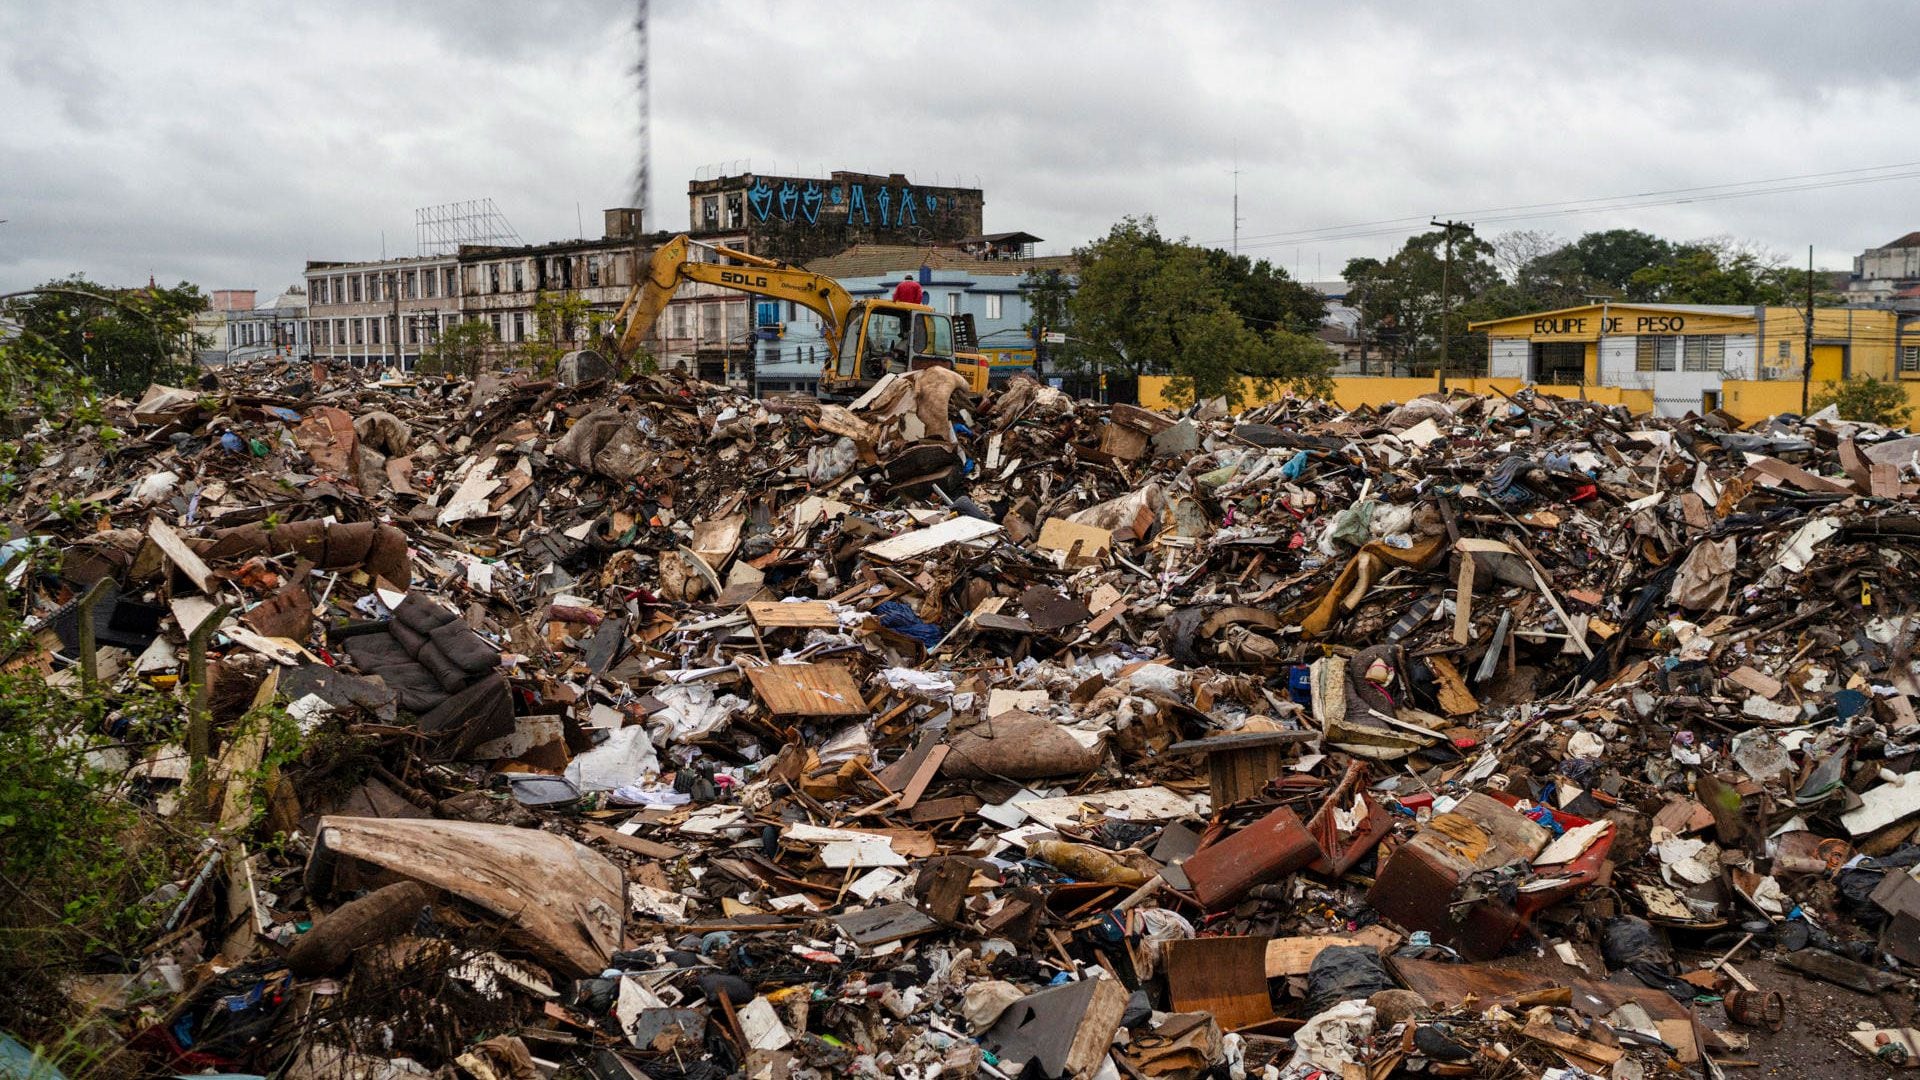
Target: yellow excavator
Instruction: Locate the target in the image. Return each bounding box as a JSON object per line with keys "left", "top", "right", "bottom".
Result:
{"left": 607, "top": 234, "right": 985, "bottom": 399}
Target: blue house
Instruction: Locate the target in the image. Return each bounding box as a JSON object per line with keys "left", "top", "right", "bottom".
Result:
{"left": 742, "top": 239, "right": 1076, "bottom": 396}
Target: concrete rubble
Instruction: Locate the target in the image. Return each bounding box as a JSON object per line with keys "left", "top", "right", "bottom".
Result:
{"left": 12, "top": 362, "right": 1920, "bottom": 1077}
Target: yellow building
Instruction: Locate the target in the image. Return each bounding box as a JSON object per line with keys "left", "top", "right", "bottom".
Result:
{"left": 1468, "top": 302, "right": 1908, "bottom": 417}
{"left": 1131, "top": 304, "right": 1920, "bottom": 421}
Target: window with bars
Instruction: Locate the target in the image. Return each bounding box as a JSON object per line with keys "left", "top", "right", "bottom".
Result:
{"left": 1682, "top": 335, "right": 1725, "bottom": 373}
{"left": 1635, "top": 336, "right": 1678, "bottom": 372}
{"left": 1902, "top": 346, "right": 1920, "bottom": 373}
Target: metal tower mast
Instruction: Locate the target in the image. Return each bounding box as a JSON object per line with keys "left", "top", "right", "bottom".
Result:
{"left": 632, "top": 0, "right": 651, "bottom": 220}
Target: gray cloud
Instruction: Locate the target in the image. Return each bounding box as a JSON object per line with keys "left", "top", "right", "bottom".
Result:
{"left": 3, "top": 0, "right": 1918, "bottom": 296}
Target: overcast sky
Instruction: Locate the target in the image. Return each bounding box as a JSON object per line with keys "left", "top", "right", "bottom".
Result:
{"left": 4, "top": 0, "right": 1919, "bottom": 296}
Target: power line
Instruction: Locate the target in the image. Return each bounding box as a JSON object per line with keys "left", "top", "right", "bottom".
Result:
{"left": 1206, "top": 160, "right": 1920, "bottom": 252}
{"left": 1229, "top": 169, "right": 1920, "bottom": 253}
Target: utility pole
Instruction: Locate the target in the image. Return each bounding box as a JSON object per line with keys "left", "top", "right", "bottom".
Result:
{"left": 1801, "top": 244, "right": 1815, "bottom": 415}
{"left": 1431, "top": 219, "right": 1474, "bottom": 392}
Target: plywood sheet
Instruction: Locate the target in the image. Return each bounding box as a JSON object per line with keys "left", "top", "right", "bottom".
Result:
{"left": 746, "top": 600, "right": 841, "bottom": 629}
{"left": 1163, "top": 936, "right": 1273, "bottom": 1031}
{"left": 1036, "top": 518, "right": 1113, "bottom": 560}
{"left": 744, "top": 662, "right": 868, "bottom": 716}
{"left": 1263, "top": 926, "right": 1403, "bottom": 977}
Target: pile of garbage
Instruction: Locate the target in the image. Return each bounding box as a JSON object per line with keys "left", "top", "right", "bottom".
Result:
{"left": 8, "top": 358, "right": 1920, "bottom": 1078}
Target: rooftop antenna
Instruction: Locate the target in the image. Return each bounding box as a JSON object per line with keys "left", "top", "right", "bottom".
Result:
{"left": 1231, "top": 142, "right": 1243, "bottom": 256}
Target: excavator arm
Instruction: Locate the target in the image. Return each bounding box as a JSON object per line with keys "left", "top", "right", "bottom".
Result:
{"left": 609, "top": 234, "right": 856, "bottom": 366}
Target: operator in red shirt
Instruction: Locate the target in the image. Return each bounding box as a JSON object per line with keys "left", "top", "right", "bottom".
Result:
{"left": 891, "top": 274, "right": 924, "bottom": 304}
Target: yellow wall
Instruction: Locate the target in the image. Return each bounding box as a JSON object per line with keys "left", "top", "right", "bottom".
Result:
{"left": 1721, "top": 378, "right": 1920, "bottom": 422}
{"left": 1137, "top": 373, "right": 1920, "bottom": 424}
{"left": 1755, "top": 307, "right": 1899, "bottom": 380}
{"left": 1136, "top": 375, "right": 1654, "bottom": 414}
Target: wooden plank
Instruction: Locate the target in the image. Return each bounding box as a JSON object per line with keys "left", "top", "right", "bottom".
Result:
{"left": 908, "top": 794, "right": 981, "bottom": 823}
{"left": 1523, "top": 1020, "right": 1623, "bottom": 1066}
{"left": 1427, "top": 655, "right": 1479, "bottom": 717}
{"left": 744, "top": 662, "right": 869, "bottom": 717}
{"left": 1036, "top": 517, "right": 1113, "bottom": 561}
{"left": 1263, "top": 926, "right": 1402, "bottom": 978}
{"left": 1725, "top": 665, "right": 1782, "bottom": 699}
{"left": 1164, "top": 936, "right": 1274, "bottom": 1031}
{"left": 147, "top": 518, "right": 217, "bottom": 593}
{"left": 842, "top": 826, "right": 938, "bottom": 858}
{"left": 893, "top": 744, "right": 949, "bottom": 813}
{"left": 745, "top": 600, "right": 840, "bottom": 629}
{"left": 832, "top": 901, "right": 939, "bottom": 947}
{"left": 576, "top": 821, "right": 683, "bottom": 860}
{"left": 1451, "top": 551, "right": 1476, "bottom": 645}
{"left": 863, "top": 516, "right": 1002, "bottom": 562}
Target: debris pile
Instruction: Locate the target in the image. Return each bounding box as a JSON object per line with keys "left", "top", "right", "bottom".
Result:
{"left": 9, "top": 363, "right": 1920, "bottom": 1077}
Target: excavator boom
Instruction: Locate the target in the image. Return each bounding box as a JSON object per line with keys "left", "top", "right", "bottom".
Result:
{"left": 610, "top": 234, "right": 854, "bottom": 364}
{"left": 608, "top": 233, "right": 973, "bottom": 399}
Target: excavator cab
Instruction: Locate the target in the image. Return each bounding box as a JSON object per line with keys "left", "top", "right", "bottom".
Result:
{"left": 830, "top": 301, "right": 959, "bottom": 388}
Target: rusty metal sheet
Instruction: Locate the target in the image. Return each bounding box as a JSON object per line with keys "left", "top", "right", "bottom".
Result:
{"left": 1181, "top": 805, "right": 1320, "bottom": 911}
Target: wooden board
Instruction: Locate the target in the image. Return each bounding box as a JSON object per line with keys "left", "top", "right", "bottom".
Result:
{"left": 1523, "top": 1019, "right": 1623, "bottom": 1066}
{"left": 1036, "top": 517, "right": 1113, "bottom": 561}
{"left": 908, "top": 794, "right": 981, "bottom": 823}
{"left": 894, "top": 744, "right": 949, "bottom": 813}
{"left": 832, "top": 901, "right": 939, "bottom": 947}
{"left": 147, "top": 518, "right": 217, "bottom": 593}
{"left": 1427, "top": 655, "right": 1479, "bottom": 717}
{"left": 744, "top": 662, "right": 869, "bottom": 717}
{"left": 1263, "top": 926, "right": 1403, "bottom": 977}
{"left": 1163, "top": 936, "right": 1274, "bottom": 1031}
{"left": 863, "top": 516, "right": 1002, "bottom": 562}
{"left": 745, "top": 601, "right": 840, "bottom": 629}
{"left": 576, "top": 821, "right": 684, "bottom": 860}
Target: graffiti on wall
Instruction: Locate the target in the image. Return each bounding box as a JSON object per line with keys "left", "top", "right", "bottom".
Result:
{"left": 745, "top": 179, "right": 956, "bottom": 228}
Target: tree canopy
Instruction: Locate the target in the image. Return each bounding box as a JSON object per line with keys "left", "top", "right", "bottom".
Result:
{"left": 1343, "top": 227, "right": 1840, "bottom": 375}
{"left": 418, "top": 318, "right": 496, "bottom": 379}
{"left": 2, "top": 277, "right": 206, "bottom": 401}
{"left": 1343, "top": 228, "right": 1501, "bottom": 375}
{"left": 1066, "top": 216, "right": 1333, "bottom": 405}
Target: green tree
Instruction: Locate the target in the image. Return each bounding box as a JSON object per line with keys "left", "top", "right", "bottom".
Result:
{"left": 1203, "top": 249, "right": 1328, "bottom": 335}
{"left": 1344, "top": 229, "right": 1500, "bottom": 376}
{"left": 1565, "top": 229, "right": 1677, "bottom": 291}
{"left": 1813, "top": 376, "right": 1912, "bottom": 427}
{"left": 1066, "top": 216, "right": 1333, "bottom": 402}
{"left": 1625, "top": 239, "right": 1837, "bottom": 305}
{"left": 2, "top": 277, "right": 206, "bottom": 399}
{"left": 520, "top": 290, "right": 596, "bottom": 375}
{"left": 1021, "top": 267, "right": 1083, "bottom": 375}
{"left": 417, "top": 318, "right": 496, "bottom": 378}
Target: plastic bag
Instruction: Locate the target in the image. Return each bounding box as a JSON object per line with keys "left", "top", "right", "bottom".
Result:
{"left": 1601, "top": 916, "right": 1693, "bottom": 1001}
{"left": 1307, "top": 945, "right": 1396, "bottom": 1013}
